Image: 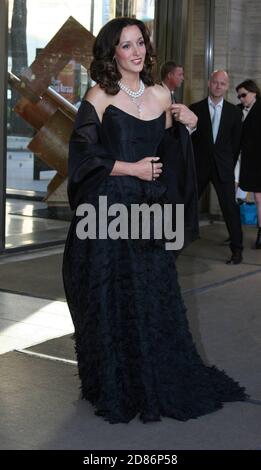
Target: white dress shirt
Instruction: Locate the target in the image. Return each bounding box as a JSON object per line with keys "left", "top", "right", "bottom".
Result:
{"left": 208, "top": 97, "right": 224, "bottom": 134}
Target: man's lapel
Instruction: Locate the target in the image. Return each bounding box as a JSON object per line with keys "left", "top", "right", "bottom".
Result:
{"left": 203, "top": 99, "right": 213, "bottom": 143}
{"left": 243, "top": 100, "right": 257, "bottom": 128}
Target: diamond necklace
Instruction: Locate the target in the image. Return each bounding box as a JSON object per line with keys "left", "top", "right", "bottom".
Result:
{"left": 118, "top": 79, "right": 145, "bottom": 98}
{"left": 118, "top": 79, "right": 145, "bottom": 116}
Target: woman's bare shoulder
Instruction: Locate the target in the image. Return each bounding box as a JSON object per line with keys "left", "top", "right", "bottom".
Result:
{"left": 149, "top": 84, "right": 171, "bottom": 109}
{"left": 148, "top": 85, "right": 172, "bottom": 128}
{"left": 84, "top": 85, "right": 109, "bottom": 106}
{"left": 84, "top": 85, "right": 111, "bottom": 120}
{"left": 150, "top": 84, "right": 170, "bottom": 99}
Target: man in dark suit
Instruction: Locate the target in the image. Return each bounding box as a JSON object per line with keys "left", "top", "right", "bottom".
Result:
{"left": 160, "top": 61, "right": 184, "bottom": 102}
{"left": 160, "top": 60, "right": 197, "bottom": 130}
{"left": 190, "top": 70, "right": 243, "bottom": 264}
{"left": 158, "top": 61, "right": 199, "bottom": 251}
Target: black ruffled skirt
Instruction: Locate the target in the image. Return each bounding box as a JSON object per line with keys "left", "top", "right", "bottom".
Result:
{"left": 63, "top": 217, "right": 247, "bottom": 423}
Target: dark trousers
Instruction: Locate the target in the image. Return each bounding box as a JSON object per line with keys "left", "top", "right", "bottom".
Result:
{"left": 198, "top": 167, "right": 243, "bottom": 253}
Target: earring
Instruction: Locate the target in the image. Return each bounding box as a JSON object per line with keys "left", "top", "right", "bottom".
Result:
{"left": 112, "top": 56, "right": 117, "bottom": 70}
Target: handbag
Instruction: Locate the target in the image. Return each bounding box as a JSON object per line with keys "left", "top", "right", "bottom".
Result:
{"left": 239, "top": 202, "right": 257, "bottom": 225}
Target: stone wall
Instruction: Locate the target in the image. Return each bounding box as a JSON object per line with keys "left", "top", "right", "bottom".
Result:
{"left": 184, "top": 0, "right": 208, "bottom": 105}
{"left": 185, "top": 0, "right": 261, "bottom": 106}
{"left": 214, "top": 0, "right": 261, "bottom": 104}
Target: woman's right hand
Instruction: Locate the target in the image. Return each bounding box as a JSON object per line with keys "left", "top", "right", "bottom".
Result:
{"left": 132, "top": 157, "right": 163, "bottom": 181}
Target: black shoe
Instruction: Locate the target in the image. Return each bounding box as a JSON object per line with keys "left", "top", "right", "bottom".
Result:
{"left": 226, "top": 251, "right": 243, "bottom": 265}
{"left": 255, "top": 227, "right": 261, "bottom": 249}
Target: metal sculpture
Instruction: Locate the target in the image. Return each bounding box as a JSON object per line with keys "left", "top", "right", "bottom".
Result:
{"left": 8, "top": 16, "right": 95, "bottom": 205}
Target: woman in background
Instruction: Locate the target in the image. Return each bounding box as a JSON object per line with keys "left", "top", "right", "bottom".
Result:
{"left": 236, "top": 79, "right": 261, "bottom": 248}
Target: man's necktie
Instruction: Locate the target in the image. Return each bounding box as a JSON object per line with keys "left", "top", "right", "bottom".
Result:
{"left": 170, "top": 91, "right": 176, "bottom": 104}
{"left": 211, "top": 104, "right": 219, "bottom": 143}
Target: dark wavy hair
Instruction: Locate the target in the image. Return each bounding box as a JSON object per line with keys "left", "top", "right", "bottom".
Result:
{"left": 90, "top": 17, "right": 154, "bottom": 95}
{"left": 236, "top": 79, "right": 261, "bottom": 99}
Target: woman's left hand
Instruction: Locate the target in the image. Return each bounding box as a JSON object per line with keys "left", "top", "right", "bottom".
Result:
{"left": 171, "top": 104, "right": 198, "bottom": 130}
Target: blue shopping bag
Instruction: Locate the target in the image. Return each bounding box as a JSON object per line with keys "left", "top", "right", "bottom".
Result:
{"left": 240, "top": 202, "right": 257, "bottom": 225}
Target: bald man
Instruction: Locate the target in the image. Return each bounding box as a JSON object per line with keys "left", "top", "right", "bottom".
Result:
{"left": 190, "top": 70, "right": 243, "bottom": 264}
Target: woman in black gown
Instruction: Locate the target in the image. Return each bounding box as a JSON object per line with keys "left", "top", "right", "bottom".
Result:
{"left": 63, "top": 17, "right": 247, "bottom": 423}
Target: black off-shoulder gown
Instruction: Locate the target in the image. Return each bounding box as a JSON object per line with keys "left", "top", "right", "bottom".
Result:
{"left": 63, "top": 101, "right": 247, "bottom": 423}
